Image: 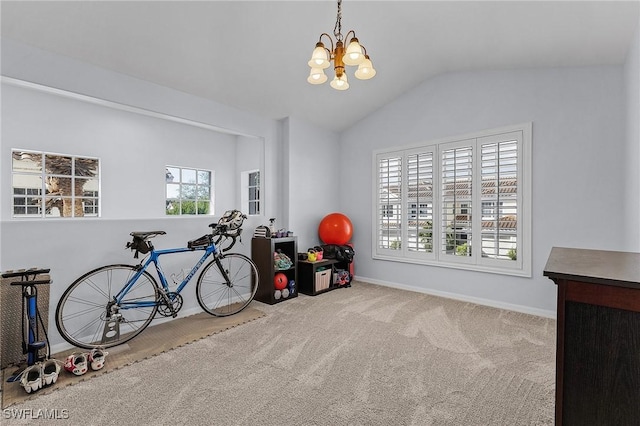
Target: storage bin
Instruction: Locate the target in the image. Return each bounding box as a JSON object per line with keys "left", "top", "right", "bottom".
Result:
{"left": 315, "top": 269, "right": 331, "bottom": 292}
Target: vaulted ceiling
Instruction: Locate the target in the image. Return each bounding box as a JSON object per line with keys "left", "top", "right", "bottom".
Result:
{"left": 2, "top": 1, "right": 639, "bottom": 132}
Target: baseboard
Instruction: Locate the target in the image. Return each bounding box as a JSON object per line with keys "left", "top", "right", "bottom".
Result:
{"left": 354, "top": 275, "right": 557, "bottom": 319}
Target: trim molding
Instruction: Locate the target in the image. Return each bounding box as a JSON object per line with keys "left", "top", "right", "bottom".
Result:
{"left": 354, "top": 274, "right": 557, "bottom": 319}
{"left": 1, "top": 76, "right": 257, "bottom": 138}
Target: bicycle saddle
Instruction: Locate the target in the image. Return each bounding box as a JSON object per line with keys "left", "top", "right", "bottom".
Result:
{"left": 127, "top": 232, "right": 165, "bottom": 258}
{"left": 130, "top": 231, "right": 166, "bottom": 240}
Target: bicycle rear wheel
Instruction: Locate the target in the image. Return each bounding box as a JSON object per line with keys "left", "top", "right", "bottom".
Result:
{"left": 196, "top": 253, "right": 258, "bottom": 316}
{"left": 55, "top": 264, "right": 159, "bottom": 349}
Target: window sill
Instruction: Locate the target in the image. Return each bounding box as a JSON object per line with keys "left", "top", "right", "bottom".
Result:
{"left": 372, "top": 253, "right": 532, "bottom": 278}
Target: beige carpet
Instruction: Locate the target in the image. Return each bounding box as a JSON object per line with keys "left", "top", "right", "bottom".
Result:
{"left": 1, "top": 306, "right": 265, "bottom": 409}
{"left": 1, "top": 282, "right": 556, "bottom": 425}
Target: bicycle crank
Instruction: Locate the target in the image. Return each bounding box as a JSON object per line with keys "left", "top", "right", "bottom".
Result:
{"left": 157, "top": 292, "right": 183, "bottom": 317}
{"left": 101, "top": 301, "right": 123, "bottom": 345}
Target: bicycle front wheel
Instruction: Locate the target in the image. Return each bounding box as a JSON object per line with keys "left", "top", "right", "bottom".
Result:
{"left": 196, "top": 253, "right": 258, "bottom": 316}
{"left": 55, "top": 264, "right": 159, "bottom": 349}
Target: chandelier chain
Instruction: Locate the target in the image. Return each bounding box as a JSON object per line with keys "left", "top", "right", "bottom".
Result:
{"left": 334, "top": 0, "right": 343, "bottom": 41}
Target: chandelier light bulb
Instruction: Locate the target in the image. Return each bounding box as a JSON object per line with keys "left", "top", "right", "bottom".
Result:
{"left": 354, "top": 56, "right": 376, "bottom": 80}
{"left": 308, "top": 43, "right": 330, "bottom": 69}
{"left": 330, "top": 73, "right": 349, "bottom": 91}
{"left": 307, "top": 68, "right": 328, "bottom": 84}
{"left": 343, "top": 38, "right": 365, "bottom": 66}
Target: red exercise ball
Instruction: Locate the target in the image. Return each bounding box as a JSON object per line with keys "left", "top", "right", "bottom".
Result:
{"left": 274, "top": 273, "right": 288, "bottom": 290}
{"left": 318, "top": 213, "right": 353, "bottom": 245}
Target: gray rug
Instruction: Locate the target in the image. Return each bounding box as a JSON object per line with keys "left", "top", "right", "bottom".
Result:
{"left": 1, "top": 306, "right": 266, "bottom": 409}
{"left": 1, "top": 281, "right": 556, "bottom": 425}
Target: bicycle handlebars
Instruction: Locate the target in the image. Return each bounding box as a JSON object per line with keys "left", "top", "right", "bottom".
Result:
{"left": 211, "top": 226, "right": 243, "bottom": 252}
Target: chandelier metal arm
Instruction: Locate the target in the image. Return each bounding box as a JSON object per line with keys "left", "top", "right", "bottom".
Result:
{"left": 317, "top": 33, "right": 335, "bottom": 58}
{"left": 343, "top": 30, "right": 357, "bottom": 45}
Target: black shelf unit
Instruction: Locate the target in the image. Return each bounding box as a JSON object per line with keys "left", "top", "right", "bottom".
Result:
{"left": 251, "top": 237, "right": 298, "bottom": 305}
{"left": 298, "top": 259, "right": 339, "bottom": 296}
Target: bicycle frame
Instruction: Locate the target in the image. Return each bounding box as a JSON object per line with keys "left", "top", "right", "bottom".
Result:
{"left": 114, "top": 243, "right": 221, "bottom": 310}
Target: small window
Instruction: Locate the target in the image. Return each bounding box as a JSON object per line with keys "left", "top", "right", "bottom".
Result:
{"left": 241, "top": 170, "right": 261, "bottom": 216}
{"left": 11, "top": 150, "right": 100, "bottom": 218}
{"left": 166, "top": 166, "right": 213, "bottom": 216}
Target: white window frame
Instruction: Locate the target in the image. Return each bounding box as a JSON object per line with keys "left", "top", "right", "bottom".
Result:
{"left": 372, "top": 123, "right": 532, "bottom": 277}
{"left": 241, "top": 169, "right": 261, "bottom": 216}
{"left": 12, "top": 186, "right": 43, "bottom": 217}
{"left": 165, "top": 166, "right": 214, "bottom": 216}
{"left": 11, "top": 149, "right": 101, "bottom": 219}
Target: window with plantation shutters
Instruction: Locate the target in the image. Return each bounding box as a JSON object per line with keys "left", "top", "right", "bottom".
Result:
{"left": 373, "top": 123, "right": 531, "bottom": 277}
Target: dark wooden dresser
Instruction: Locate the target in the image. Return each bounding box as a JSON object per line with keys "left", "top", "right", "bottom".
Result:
{"left": 544, "top": 247, "right": 640, "bottom": 426}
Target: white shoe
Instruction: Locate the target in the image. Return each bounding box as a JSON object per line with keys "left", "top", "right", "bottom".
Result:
{"left": 42, "top": 359, "right": 61, "bottom": 385}
{"left": 20, "top": 364, "right": 43, "bottom": 393}
{"left": 64, "top": 352, "right": 88, "bottom": 376}
{"left": 88, "top": 348, "right": 108, "bottom": 371}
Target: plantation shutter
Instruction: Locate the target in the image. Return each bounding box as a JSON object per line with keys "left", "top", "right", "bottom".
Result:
{"left": 441, "top": 144, "right": 473, "bottom": 258}
{"left": 377, "top": 155, "right": 402, "bottom": 250}
{"left": 406, "top": 151, "right": 434, "bottom": 254}
{"left": 480, "top": 137, "right": 519, "bottom": 261}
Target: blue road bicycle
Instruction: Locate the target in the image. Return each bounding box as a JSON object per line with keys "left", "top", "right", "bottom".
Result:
{"left": 55, "top": 210, "right": 259, "bottom": 349}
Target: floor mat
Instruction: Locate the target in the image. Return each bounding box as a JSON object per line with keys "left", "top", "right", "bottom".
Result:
{"left": 1, "top": 306, "right": 265, "bottom": 408}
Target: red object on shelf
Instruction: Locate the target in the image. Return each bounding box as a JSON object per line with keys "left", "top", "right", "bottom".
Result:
{"left": 274, "top": 272, "right": 288, "bottom": 290}
{"left": 318, "top": 213, "right": 353, "bottom": 245}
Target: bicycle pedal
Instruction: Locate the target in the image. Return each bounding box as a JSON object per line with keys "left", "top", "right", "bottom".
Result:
{"left": 28, "top": 341, "right": 47, "bottom": 351}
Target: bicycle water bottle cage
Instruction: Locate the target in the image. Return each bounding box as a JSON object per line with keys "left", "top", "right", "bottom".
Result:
{"left": 126, "top": 231, "right": 166, "bottom": 258}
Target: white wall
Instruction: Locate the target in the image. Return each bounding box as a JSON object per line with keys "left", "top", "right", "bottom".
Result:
{"left": 1, "top": 40, "right": 282, "bottom": 351}
{"left": 624, "top": 22, "right": 640, "bottom": 252}
{"left": 283, "top": 116, "right": 341, "bottom": 250}
{"left": 339, "top": 66, "right": 627, "bottom": 316}
{"left": 2, "top": 84, "right": 238, "bottom": 219}
{"left": 0, "top": 39, "right": 282, "bottom": 221}
{"left": 0, "top": 83, "right": 244, "bottom": 344}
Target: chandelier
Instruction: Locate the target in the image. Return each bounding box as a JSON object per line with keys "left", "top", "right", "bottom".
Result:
{"left": 307, "top": 0, "right": 376, "bottom": 90}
